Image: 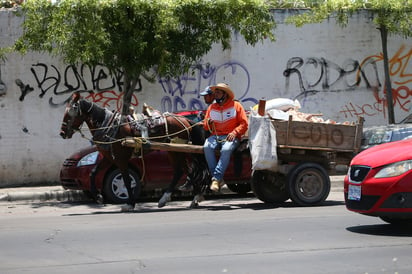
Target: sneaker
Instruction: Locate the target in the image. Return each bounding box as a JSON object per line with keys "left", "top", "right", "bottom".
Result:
{"left": 210, "top": 179, "right": 220, "bottom": 192}
{"left": 178, "top": 182, "right": 193, "bottom": 192}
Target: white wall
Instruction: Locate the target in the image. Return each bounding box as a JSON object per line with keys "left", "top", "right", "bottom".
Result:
{"left": 1, "top": 9, "right": 411, "bottom": 186}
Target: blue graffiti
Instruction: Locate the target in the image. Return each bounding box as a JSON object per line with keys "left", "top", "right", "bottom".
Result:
{"left": 158, "top": 60, "right": 257, "bottom": 112}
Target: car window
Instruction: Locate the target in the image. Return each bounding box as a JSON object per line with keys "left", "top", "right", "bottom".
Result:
{"left": 392, "top": 128, "right": 412, "bottom": 142}
{"left": 363, "top": 129, "right": 393, "bottom": 146}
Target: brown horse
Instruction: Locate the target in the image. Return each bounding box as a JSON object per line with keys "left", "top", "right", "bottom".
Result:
{"left": 59, "top": 92, "right": 206, "bottom": 211}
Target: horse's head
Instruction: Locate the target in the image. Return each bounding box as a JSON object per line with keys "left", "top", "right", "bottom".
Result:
{"left": 60, "top": 92, "right": 85, "bottom": 139}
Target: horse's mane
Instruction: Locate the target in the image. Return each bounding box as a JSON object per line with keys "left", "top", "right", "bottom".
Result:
{"left": 79, "top": 99, "right": 107, "bottom": 124}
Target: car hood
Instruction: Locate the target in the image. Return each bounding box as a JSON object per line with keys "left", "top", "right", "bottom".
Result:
{"left": 352, "top": 139, "right": 412, "bottom": 167}
{"left": 67, "top": 146, "right": 98, "bottom": 160}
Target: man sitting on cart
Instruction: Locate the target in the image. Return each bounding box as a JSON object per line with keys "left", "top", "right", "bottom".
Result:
{"left": 203, "top": 83, "right": 248, "bottom": 192}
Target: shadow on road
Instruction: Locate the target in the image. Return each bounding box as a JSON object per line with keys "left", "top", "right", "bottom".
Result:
{"left": 48, "top": 195, "right": 346, "bottom": 217}
{"left": 346, "top": 224, "right": 412, "bottom": 237}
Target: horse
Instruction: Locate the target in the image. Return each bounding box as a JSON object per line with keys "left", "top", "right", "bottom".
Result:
{"left": 59, "top": 91, "right": 207, "bottom": 211}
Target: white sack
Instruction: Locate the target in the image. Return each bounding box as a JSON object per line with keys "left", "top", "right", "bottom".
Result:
{"left": 252, "top": 98, "right": 301, "bottom": 112}
{"left": 248, "top": 110, "right": 278, "bottom": 172}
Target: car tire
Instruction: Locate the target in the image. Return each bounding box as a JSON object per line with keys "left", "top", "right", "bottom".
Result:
{"left": 251, "top": 170, "right": 289, "bottom": 203}
{"left": 287, "top": 162, "right": 330, "bottom": 206}
{"left": 226, "top": 183, "right": 251, "bottom": 195}
{"left": 103, "top": 168, "right": 141, "bottom": 204}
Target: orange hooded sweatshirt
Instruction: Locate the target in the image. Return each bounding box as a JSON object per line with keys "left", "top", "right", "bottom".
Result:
{"left": 203, "top": 99, "right": 248, "bottom": 139}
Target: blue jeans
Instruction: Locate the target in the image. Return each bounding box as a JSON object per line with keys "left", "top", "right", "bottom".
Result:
{"left": 203, "top": 135, "right": 240, "bottom": 182}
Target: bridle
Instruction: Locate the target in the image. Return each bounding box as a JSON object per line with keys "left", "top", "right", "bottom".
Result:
{"left": 60, "top": 100, "right": 89, "bottom": 139}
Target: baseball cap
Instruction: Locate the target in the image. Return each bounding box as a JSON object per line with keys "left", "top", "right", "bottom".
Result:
{"left": 200, "top": 86, "right": 213, "bottom": 96}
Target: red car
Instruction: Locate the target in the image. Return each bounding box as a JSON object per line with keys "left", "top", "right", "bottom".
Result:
{"left": 60, "top": 110, "right": 252, "bottom": 204}
{"left": 344, "top": 138, "right": 412, "bottom": 225}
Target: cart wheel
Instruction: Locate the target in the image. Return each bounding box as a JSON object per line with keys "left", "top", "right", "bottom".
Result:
{"left": 287, "top": 163, "right": 330, "bottom": 206}
{"left": 103, "top": 168, "right": 141, "bottom": 204}
{"left": 251, "top": 170, "right": 289, "bottom": 203}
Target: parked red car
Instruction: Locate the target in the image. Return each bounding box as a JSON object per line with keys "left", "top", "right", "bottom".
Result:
{"left": 344, "top": 138, "right": 412, "bottom": 225}
{"left": 60, "top": 110, "right": 252, "bottom": 204}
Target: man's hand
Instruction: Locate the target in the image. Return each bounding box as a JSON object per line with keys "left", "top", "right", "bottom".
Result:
{"left": 226, "top": 132, "right": 236, "bottom": 141}
{"left": 207, "top": 119, "right": 214, "bottom": 130}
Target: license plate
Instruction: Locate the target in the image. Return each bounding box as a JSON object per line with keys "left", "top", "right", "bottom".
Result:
{"left": 348, "top": 185, "right": 361, "bottom": 201}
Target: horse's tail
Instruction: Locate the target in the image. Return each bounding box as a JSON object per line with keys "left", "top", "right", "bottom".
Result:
{"left": 188, "top": 154, "right": 211, "bottom": 194}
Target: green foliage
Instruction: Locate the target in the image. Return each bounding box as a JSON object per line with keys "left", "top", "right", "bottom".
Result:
{"left": 13, "top": 0, "right": 276, "bottom": 79}
{"left": 286, "top": 0, "right": 412, "bottom": 38}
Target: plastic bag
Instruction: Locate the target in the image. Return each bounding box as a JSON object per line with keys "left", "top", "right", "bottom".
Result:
{"left": 248, "top": 110, "right": 278, "bottom": 172}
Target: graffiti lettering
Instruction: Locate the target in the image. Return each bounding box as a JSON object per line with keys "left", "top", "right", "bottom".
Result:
{"left": 339, "top": 45, "right": 412, "bottom": 119}
{"left": 158, "top": 61, "right": 256, "bottom": 112}
{"left": 283, "top": 57, "right": 375, "bottom": 99}
{"left": 22, "top": 63, "right": 142, "bottom": 106}
{"left": 291, "top": 123, "right": 345, "bottom": 147}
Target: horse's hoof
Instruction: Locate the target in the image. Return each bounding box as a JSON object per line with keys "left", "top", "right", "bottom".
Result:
{"left": 96, "top": 194, "right": 104, "bottom": 204}
{"left": 195, "top": 194, "right": 205, "bottom": 203}
{"left": 189, "top": 201, "right": 199, "bottom": 208}
{"left": 120, "top": 204, "right": 134, "bottom": 212}
{"left": 189, "top": 194, "right": 204, "bottom": 208}
{"left": 158, "top": 192, "right": 172, "bottom": 208}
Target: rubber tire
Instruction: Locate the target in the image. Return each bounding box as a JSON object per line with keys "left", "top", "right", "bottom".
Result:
{"left": 380, "top": 216, "right": 412, "bottom": 226}
{"left": 251, "top": 170, "right": 289, "bottom": 203}
{"left": 103, "top": 168, "right": 141, "bottom": 204}
{"left": 287, "top": 162, "right": 330, "bottom": 206}
{"left": 226, "top": 183, "right": 252, "bottom": 195}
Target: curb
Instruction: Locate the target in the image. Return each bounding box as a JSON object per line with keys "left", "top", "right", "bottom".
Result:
{"left": 0, "top": 176, "right": 345, "bottom": 203}
{"left": 0, "top": 189, "right": 89, "bottom": 203}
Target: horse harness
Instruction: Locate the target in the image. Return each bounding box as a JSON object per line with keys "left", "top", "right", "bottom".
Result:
{"left": 131, "top": 111, "right": 192, "bottom": 143}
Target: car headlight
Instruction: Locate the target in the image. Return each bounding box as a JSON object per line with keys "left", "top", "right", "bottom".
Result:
{"left": 77, "top": 151, "right": 99, "bottom": 167}
{"left": 375, "top": 160, "right": 412, "bottom": 178}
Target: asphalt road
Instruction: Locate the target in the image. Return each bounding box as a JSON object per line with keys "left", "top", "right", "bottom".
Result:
{"left": 1, "top": 191, "right": 412, "bottom": 274}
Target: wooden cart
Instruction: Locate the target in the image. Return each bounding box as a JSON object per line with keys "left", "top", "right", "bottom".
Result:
{"left": 122, "top": 116, "right": 364, "bottom": 206}
{"left": 249, "top": 116, "right": 363, "bottom": 206}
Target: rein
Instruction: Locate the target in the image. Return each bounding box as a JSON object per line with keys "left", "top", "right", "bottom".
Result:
{"left": 75, "top": 117, "right": 203, "bottom": 145}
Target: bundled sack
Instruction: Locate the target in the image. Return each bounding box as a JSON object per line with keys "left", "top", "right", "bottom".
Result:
{"left": 248, "top": 110, "right": 278, "bottom": 172}
{"left": 252, "top": 98, "right": 301, "bottom": 112}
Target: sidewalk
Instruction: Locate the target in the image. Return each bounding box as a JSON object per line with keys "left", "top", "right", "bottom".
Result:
{"left": 0, "top": 175, "right": 345, "bottom": 203}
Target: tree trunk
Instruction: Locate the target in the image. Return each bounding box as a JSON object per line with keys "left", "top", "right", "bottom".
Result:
{"left": 121, "top": 72, "right": 139, "bottom": 116}
{"left": 379, "top": 24, "right": 395, "bottom": 124}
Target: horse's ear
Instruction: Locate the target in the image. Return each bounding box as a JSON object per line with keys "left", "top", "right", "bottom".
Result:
{"left": 72, "top": 91, "right": 81, "bottom": 103}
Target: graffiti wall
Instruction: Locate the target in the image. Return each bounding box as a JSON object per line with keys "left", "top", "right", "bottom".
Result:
{"left": 0, "top": 9, "right": 411, "bottom": 186}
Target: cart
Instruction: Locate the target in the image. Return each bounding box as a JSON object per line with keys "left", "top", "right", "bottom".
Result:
{"left": 249, "top": 115, "right": 363, "bottom": 206}
{"left": 122, "top": 115, "right": 363, "bottom": 206}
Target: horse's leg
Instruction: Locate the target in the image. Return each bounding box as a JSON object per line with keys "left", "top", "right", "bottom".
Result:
{"left": 90, "top": 165, "right": 104, "bottom": 204}
{"left": 109, "top": 144, "right": 137, "bottom": 212}
{"left": 188, "top": 155, "right": 210, "bottom": 208}
{"left": 120, "top": 168, "right": 137, "bottom": 212}
{"left": 158, "top": 151, "right": 185, "bottom": 208}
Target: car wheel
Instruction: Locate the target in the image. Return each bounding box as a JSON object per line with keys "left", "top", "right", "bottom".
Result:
{"left": 103, "top": 168, "right": 141, "bottom": 204}
{"left": 379, "top": 216, "right": 412, "bottom": 226}
{"left": 251, "top": 170, "right": 289, "bottom": 203}
{"left": 226, "top": 183, "right": 251, "bottom": 195}
{"left": 287, "top": 162, "right": 330, "bottom": 206}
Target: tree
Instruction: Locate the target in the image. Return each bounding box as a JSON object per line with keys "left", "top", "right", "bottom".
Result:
{"left": 287, "top": 0, "right": 412, "bottom": 124}
{"left": 7, "top": 0, "right": 275, "bottom": 114}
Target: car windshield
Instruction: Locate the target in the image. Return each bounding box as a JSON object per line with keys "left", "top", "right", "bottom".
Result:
{"left": 362, "top": 129, "right": 392, "bottom": 146}
{"left": 362, "top": 127, "right": 412, "bottom": 146}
